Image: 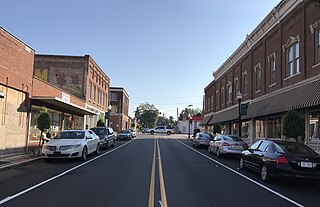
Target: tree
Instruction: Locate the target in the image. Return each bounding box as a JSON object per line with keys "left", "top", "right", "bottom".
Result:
{"left": 283, "top": 110, "right": 304, "bottom": 142}
{"left": 97, "top": 119, "right": 105, "bottom": 127}
{"left": 135, "top": 103, "right": 159, "bottom": 128}
{"left": 213, "top": 123, "right": 222, "bottom": 134}
{"left": 178, "top": 108, "right": 202, "bottom": 121}
{"left": 37, "top": 107, "right": 51, "bottom": 153}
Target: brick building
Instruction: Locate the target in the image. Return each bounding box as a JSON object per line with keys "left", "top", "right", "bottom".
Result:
{"left": 33, "top": 54, "right": 110, "bottom": 131}
{"left": 0, "top": 27, "right": 34, "bottom": 155}
{"left": 109, "top": 87, "right": 131, "bottom": 131}
{"left": 202, "top": 0, "right": 320, "bottom": 151}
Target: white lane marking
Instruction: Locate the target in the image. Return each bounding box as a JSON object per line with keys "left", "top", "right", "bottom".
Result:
{"left": 175, "top": 139, "right": 304, "bottom": 207}
{"left": 0, "top": 140, "right": 133, "bottom": 205}
{"left": 158, "top": 200, "right": 163, "bottom": 207}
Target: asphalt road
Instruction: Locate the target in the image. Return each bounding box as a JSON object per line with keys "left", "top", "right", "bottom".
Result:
{"left": 0, "top": 134, "right": 319, "bottom": 207}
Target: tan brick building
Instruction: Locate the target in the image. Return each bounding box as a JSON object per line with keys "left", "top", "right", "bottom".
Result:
{"left": 202, "top": 0, "right": 320, "bottom": 151}
{"left": 0, "top": 27, "right": 34, "bottom": 155}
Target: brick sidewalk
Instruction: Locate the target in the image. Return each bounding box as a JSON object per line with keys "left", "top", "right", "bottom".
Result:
{"left": 0, "top": 152, "right": 41, "bottom": 171}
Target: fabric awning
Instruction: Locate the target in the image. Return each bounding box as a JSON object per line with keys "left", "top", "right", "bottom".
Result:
{"left": 200, "top": 114, "right": 213, "bottom": 126}
{"left": 209, "top": 78, "right": 320, "bottom": 124}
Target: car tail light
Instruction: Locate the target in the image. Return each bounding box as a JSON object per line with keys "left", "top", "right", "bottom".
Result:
{"left": 276, "top": 156, "right": 289, "bottom": 166}
{"left": 222, "top": 142, "right": 230, "bottom": 146}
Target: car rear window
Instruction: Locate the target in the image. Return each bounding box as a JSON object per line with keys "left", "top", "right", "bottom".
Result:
{"left": 223, "top": 135, "right": 243, "bottom": 141}
{"left": 91, "top": 128, "right": 107, "bottom": 135}
{"left": 276, "top": 143, "right": 317, "bottom": 156}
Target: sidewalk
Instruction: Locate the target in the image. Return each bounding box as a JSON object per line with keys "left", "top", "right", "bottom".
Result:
{"left": 0, "top": 152, "right": 42, "bottom": 171}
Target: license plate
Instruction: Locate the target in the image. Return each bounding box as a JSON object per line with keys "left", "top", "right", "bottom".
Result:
{"left": 300, "top": 162, "right": 313, "bottom": 168}
{"left": 54, "top": 151, "right": 61, "bottom": 155}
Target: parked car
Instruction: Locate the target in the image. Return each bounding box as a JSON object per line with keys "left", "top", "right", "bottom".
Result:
{"left": 208, "top": 134, "right": 248, "bottom": 157}
{"left": 142, "top": 128, "right": 150, "bottom": 133}
{"left": 127, "top": 128, "right": 137, "bottom": 138}
{"left": 192, "top": 132, "right": 214, "bottom": 147}
{"left": 117, "top": 130, "right": 133, "bottom": 140}
{"left": 240, "top": 140, "right": 320, "bottom": 182}
{"left": 42, "top": 130, "right": 100, "bottom": 161}
{"left": 90, "top": 127, "right": 116, "bottom": 149}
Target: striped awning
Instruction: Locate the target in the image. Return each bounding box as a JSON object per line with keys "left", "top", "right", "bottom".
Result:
{"left": 200, "top": 114, "right": 213, "bottom": 126}
{"left": 209, "top": 78, "right": 320, "bottom": 124}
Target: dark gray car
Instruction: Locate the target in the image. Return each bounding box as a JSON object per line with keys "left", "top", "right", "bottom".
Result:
{"left": 90, "top": 127, "right": 116, "bottom": 149}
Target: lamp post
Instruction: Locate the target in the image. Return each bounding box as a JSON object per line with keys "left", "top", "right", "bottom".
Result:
{"left": 107, "top": 105, "right": 112, "bottom": 127}
{"left": 188, "top": 114, "right": 192, "bottom": 138}
{"left": 236, "top": 91, "right": 242, "bottom": 138}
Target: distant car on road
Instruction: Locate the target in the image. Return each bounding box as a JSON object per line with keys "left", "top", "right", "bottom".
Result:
{"left": 208, "top": 134, "right": 248, "bottom": 157}
{"left": 42, "top": 130, "right": 100, "bottom": 161}
{"left": 149, "top": 126, "right": 174, "bottom": 135}
{"left": 192, "top": 132, "right": 214, "bottom": 147}
{"left": 90, "top": 127, "right": 116, "bottom": 149}
{"left": 142, "top": 128, "right": 150, "bottom": 133}
{"left": 240, "top": 140, "right": 320, "bottom": 182}
{"left": 117, "top": 130, "right": 133, "bottom": 140}
{"left": 127, "top": 128, "right": 137, "bottom": 138}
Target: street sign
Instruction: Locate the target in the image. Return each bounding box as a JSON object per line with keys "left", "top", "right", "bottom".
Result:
{"left": 241, "top": 104, "right": 248, "bottom": 115}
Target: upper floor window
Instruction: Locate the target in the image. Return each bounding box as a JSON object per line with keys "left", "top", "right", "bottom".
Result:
{"left": 268, "top": 53, "right": 276, "bottom": 85}
{"left": 284, "top": 36, "right": 300, "bottom": 78}
{"left": 316, "top": 28, "right": 320, "bottom": 64}
{"left": 254, "top": 63, "right": 261, "bottom": 92}
{"left": 216, "top": 90, "right": 219, "bottom": 110}
{"left": 110, "top": 92, "right": 117, "bottom": 101}
{"left": 221, "top": 87, "right": 225, "bottom": 107}
{"left": 93, "top": 86, "right": 96, "bottom": 102}
{"left": 227, "top": 82, "right": 232, "bottom": 103}
{"left": 242, "top": 72, "right": 248, "bottom": 95}
{"left": 234, "top": 78, "right": 239, "bottom": 99}
{"left": 89, "top": 82, "right": 92, "bottom": 100}
{"left": 211, "top": 95, "right": 214, "bottom": 111}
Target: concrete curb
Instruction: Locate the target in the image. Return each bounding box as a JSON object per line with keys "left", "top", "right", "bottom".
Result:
{"left": 0, "top": 156, "right": 42, "bottom": 171}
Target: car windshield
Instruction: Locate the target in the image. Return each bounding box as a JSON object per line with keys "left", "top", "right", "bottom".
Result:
{"left": 55, "top": 131, "right": 85, "bottom": 139}
{"left": 91, "top": 128, "right": 107, "bottom": 135}
{"left": 223, "top": 135, "right": 243, "bottom": 141}
{"left": 119, "top": 130, "right": 130, "bottom": 133}
{"left": 276, "top": 143, "right": 317, "bottom": 156}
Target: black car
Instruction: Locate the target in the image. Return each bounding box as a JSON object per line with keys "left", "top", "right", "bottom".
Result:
{"left": 240, "top": 140, "right": 320, "bottom": 182}
{"left": 90, "top": 127, "right": 116, "bottom": 149}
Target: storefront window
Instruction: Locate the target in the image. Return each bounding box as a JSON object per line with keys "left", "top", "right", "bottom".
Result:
{"left": 309, "top": 111, "right": 320, "bottom": 143}
{"left": 255, "top": 120, "right": 265, "bottom": 139}
{"left": 267, "top": 117, "right": 281, "bottom": 139}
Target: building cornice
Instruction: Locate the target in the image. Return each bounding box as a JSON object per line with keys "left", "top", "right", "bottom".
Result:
{"left": 213, "top": 0, "right": 303, "bottom": 80}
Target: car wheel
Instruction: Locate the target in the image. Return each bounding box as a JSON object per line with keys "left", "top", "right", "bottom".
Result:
{"left": 81, "top": 147, "right": 88, "bottom": 161}
{"left": 239, "top": 157, "right": 246, "bottom": 170}
{"left": 208, "top": 146, "right": 212, "bottom": 154}
{"left": 150, "top": 131, "right": 154, "bottom": 135}
{"left": 95, "top": 144, "right": 100, "bottom": 155}
{"left": 111, "top": 141, "right": 114, "bottom": 147}
{"left": 216, "top": 148, "right": 221, "bottom": 157}
{"left": 261, "top": 165, "right": 272, "bottom": 182}
{"left": 167, "top": 131, "right": 171, "bottom": 135}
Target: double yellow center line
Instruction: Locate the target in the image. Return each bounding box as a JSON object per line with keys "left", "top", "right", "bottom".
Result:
{"left": 148, "top": 138, "right": 168, "bottom": 207}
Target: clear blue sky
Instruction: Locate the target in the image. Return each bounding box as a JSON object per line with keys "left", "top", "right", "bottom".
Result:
{"left": 1, "top": 0, "right": 280, "bottom": 119}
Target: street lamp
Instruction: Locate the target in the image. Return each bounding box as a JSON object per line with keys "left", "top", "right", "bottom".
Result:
{"left": 236, "top": 91, "right": 242, "bottom": 138}
{"left": 107, "top": 105, "right": 112, "bottom": 127}
{"left": 187, "top": 104, "right": 193, "bottom": 138}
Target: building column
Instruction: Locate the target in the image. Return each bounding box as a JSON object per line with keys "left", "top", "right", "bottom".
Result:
{"left": 61, "top": 113, "right": 65, "bottom": 131}
{"left": 305, "top": 110, "right": 310, "bottom": 145}
{"left": 248, "top": 118, "right": 255, "bottom": 145}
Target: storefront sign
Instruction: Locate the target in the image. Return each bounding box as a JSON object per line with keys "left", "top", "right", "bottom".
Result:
{"left": 62, "top": 92, "right": 70, "bottom": 103}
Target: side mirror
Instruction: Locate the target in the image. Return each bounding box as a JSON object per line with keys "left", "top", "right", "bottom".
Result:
{"left": 86, "top": 136, "right": 92, "bottom": 139}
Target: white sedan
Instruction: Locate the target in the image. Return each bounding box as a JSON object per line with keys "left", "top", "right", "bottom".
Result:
{"left": 42, "top": 130, "right": 100, "bottom": 161}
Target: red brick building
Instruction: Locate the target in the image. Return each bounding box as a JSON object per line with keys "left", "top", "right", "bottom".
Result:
{"left": 33, "top": 54, "right": 110, "bottom": 130}
{"left": 109, "top": 87, "right": 131, "bottom": 131}
{"left": 202, "top": 0, "right": 320, "bottom": 151}
{"left": 0, "top": 27, "right": 34, "bottom": 154}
